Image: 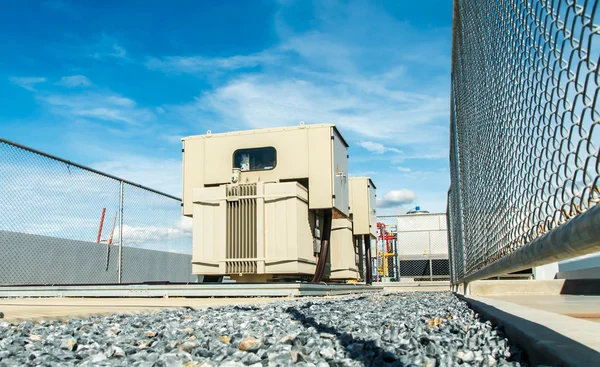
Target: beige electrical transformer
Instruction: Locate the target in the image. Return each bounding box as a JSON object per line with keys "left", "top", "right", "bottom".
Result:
{"left": 182, "top": 123, "right": 374, "bottom": 283}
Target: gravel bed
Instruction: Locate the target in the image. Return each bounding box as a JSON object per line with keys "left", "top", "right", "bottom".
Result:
{"left": 0, "top": 292, "right": 527, "bottom": 366}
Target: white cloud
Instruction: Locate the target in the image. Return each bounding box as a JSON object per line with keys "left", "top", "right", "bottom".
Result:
{"left": 92, "top": 155, "right": 182, "bottom": 197}
{"left": 40, "top": 93, "right": 151, "bottom": 125}
{"left": 377, "top": 189, "right": 417, "bottom": 208}
{"left": 56, "top": 75, "right": 92, "bottom": 88}
{"left": 9, "top": 77, "right": 46, "bottom": 91}
{"left": 106, "top": 96, "right": 136, "bottom": 107}
{"left": 149, "top": 2, "right": 450, "bottom": 147}
{"left": 358, "top": 141, "right": 402, "bottom": 154}
{"left": 397, "top": 166, "right": 412, "bottom": 172}
{"left": 400, "top": 168, "right": 449, "bottom": 181}
{"left": 110, "top": 44, "right": 127, "bottom": 58}
{"left": 182, "top": 74, "right": 447, "bottom": 143}
{"left": 121, "top": 220, "right": 191, "bottom": 254}
{"left": 349, "top": 171, "right": 377, "bottom": 177}
{"left": 146, "top": 51, "right": 278, "bottom": 73}
{"left": 91, "top": 40, "right": 128, "bottom": 60}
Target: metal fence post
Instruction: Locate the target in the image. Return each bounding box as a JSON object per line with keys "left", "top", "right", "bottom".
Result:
{"left": 450, "top": 74, "right": 467, "bottom": 281}
{"left": 428, "top": 231, "right": 433, "bottom": 281}
{"left": 118, "top": 180, "right": 124, "bottom": 284}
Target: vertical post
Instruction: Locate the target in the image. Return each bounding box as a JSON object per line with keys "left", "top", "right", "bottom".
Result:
{"left": 97, "top": 208, "right": 106, "bottom": 243}
{"left": 429, "top": 231, "right": 433, "bottom": 281}
{"left": 429, "top": 259, "right": 433, "bottom": 282}
{"left": 356, "top": 236, "right": 364, "bottom": 279}
{"left": 117, "top": 180, "right": 124, "bottom": 284}
{"left": 446, "top": 203, "right": 455, "bottom": 287}
{"left": 451, "top": 74, "right": 467, "bottom": 280}
{"left": 397, "top": 256, "right": 402, "bottom": 282}
{"left": 396, "top": 222, "right": 401, "bottom": 281}
{"left": 363, "top": 234, "right": 372, "bottom": 285}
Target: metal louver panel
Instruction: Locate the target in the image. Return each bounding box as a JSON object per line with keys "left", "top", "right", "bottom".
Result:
{"left": 226, "top": 184, "right": 258, "bottom": 274}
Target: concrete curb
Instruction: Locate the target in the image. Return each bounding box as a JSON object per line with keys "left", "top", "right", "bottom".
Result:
{"left": 374, "top": 282, "right": 450, "bottom": 293}
{"left": 0, "top": 283, "right": 382, "bottom": 298}
{"left": 466, "top": 279, "right": 600, "bottom": 296}
{"left": 0, "top": 297, "right": 301, "bottom": 323}
{"left": 458, "top": 295, "right": 600, "bottom": 367}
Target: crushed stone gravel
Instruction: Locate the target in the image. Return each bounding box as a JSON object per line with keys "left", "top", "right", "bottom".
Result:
{"left": 0, "top": 292, "right": 527, "bottom": 366}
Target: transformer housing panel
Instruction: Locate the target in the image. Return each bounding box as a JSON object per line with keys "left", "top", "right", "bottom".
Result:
{"left": 191, "top": 181, "right": 316, "bottom": 276}
{"left": 349, "top": 177, "right": 377, "bottom": 237}
{"left": 182, "top": 124, "right": 349, "bottom": 217}
{"left": 329, "top": 218, "right": 359, "bottom": 280}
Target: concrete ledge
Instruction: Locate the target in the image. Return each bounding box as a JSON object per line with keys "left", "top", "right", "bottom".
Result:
{"left": 459, "top": 295, "right": 600, "bottom": 367}
{"left": 467, "top": 279, "right": 600, "bottom": 296}
{"left": 468, "top": 280, "right": 564, "bottom": 296}
{"left": 0, "top": 297, "right": 309, "bottom": 323}
{"left": 0, "top": 283, "right": 383, "bottom": 298}
{"left": 374, "top": 281, "right": 450, "bottom": 293}
{"left": 557, "top": 266, "right": 600, "bottom": 280}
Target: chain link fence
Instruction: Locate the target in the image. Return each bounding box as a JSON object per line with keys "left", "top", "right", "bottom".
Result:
{"left": 448, "top": 0, "right": 600, "bottom": 284}
{"left": 0, "top": 138, "right": 194, "bottom": 285}
{"left": 375, "top": 214, "right": 450, "bottom": 282}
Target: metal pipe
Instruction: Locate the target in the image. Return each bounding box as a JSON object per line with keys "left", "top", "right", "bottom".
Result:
{"left": 0, "top": 138, "right": 181, "bottom": 200}
{"left": 96, "top": 208, "right": 106, "bottom": 243}
{"left": 363, "top": 234, "right": 372, "bottom": 285}
{"left": 459, "top": 204, "right": 600, "bottom": 285}
{"left": 312, "top": 209, "right": 332, "bottom": 283}
{"left": 429, "top": 259, "right": 434, "bottom": 282}
{"left": 117, "top": 181, "right": 124, "bottom": 284}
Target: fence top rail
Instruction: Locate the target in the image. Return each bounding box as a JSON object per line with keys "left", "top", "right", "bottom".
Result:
{"left": 0, "top": 137, "right": 182, "bottom": 201}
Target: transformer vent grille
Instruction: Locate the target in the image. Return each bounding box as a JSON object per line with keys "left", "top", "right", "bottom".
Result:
{"left": 226, "top": 261, "right": 257, "bottom": 274}
{"left": 226, "top": 184, "right": 257, "bottom": 273}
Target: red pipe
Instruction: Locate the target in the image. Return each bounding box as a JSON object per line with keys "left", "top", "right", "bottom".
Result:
{"left": 97, "top": 208, "right": 106, "bottom": 243}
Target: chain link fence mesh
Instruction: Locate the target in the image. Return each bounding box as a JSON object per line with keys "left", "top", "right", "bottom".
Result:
{"left": 376, "top": 214, "right": 450, "bottom": 282}
{"left": 448, "top": 0, "right": 600, "bottom": 284}
{"left": 0, "top": 138, "right": 193, "bottom": 285}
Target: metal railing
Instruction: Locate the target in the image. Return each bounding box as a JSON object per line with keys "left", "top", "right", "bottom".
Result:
{"left": 0, "top": 138, "right": 194, "bottom": 285}
{"left": 448, "top": 0, "right": 600, "bottom": 285}
{"left": 376, "top": 214, "right": 450, "bottom": 282}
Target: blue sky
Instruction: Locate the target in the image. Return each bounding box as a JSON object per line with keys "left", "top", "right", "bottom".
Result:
{"left": 0, "top": 0, "right": 453, "bottom": 214}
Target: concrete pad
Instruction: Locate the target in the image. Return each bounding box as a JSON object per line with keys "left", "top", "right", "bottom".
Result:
{"left": 486, "top": 295, "right": 600, "bottom": 323}
{"left": 557, "top": 265, "right": 600, "bottom": 280}
{"left": 374, "top": 281, "right": 450, "bottom": 293}
{"left": 468, "top": 280, "right": 565, "bottom": 296}
{"left": 0, "top": 282, "right": 384, "bottom": 323}
{"left": 0, "top": 297, "right": 296, "bottom": 323}
{"left": 467, "top": 279, "right": 600, "bottom": 296}
{"left": 461, "top": 295, "right": 600, "bottom": 367}
{"left": 0, "top": 283, "right": 382, "bottom": 298}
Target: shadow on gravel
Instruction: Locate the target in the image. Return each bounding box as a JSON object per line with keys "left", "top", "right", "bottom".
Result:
{"left": 285, "top": 304, "right": 403, "bottom": 366}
